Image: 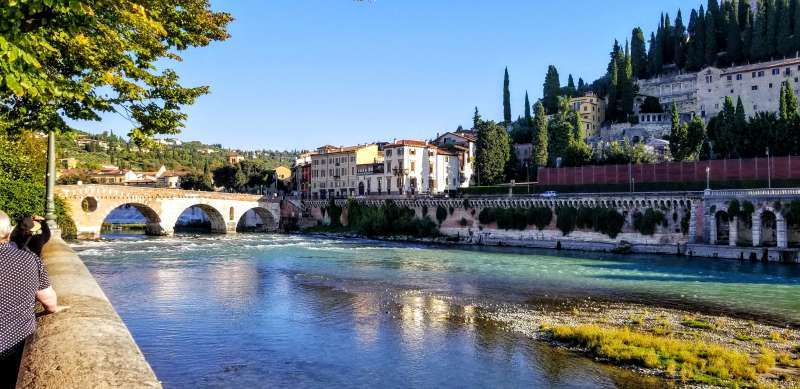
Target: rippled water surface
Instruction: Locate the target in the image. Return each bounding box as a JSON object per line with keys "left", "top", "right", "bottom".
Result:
{"left": 74, "top": 234, "right": 800, "bottom": 388}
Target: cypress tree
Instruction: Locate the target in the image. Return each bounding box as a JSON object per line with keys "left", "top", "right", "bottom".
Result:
{"left": 697, "top": 6, "right": 708, "bottom": 67}
{"left": 739, "top": 0, "right": 751, "bottom": 29}
{"left": 778, "top": 0, "right": 793, "bottom": 57}
{"left": 674, "top": 11, "right": 687, "bottom": 68}
{"left": 655, "top": 14, "right": 665, "bottom": 71}
{"left": 566, "top": 74, "right": 577, "bottom": 97}
{"left": 687, "top": 9, "right": 700, "bottom": 70}
{"left": 607, "top": 59, "right": 619, "bottom": 121}
{"left": 631, "top": 27, "right": 649, "bottom": 78}
{"left": 668, "top": 103, "right": 689, "bottom": 160}
{"left": 663, "top": 13, "right": 674, "bottom": 65}
{"left": 543, "top": 65, "right": 561, "bottom": 115}
{"left": 742, "top": 7, "right": 754, "bottom": 61}
{"left": 503, "top": 67, "right": 511, "bottom": 124}
{"left": 648, "top": 32, "right": 658, "bottom": 75}
{"left": 752, "top": 1, "right": 768, "bottom": 61}
{"left": 708, "top": 0, "right": 724, "bottom": 47}
{"left": 533, "top": 102, "right": 549, "bottom": 167}
{"left": 726, "top": 2, "right": 743, "bottom": 64}
{"left": 622, "top": 44, "right": 635, "bottom": 116}
{"left": 766, "top": 0, "right": 778, "bottom": 58}
{"left": 524, "top": 91, "right": 532, "bottom": 125}
{"left": 577, "top": 78, "right": 586, "bottom": 94}
{"left": 794, "top": 0, "right": 800, "bottom": 54}
{"left": 705, "top": 8, "right": 718, "bottom": 66}
{"left": 473, "top": 106, "right": 482, "bottom": 129}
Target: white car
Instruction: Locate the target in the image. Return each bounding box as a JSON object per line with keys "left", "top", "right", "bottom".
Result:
{"left": 540, "top": 191, "right": 558, "bottom": 198}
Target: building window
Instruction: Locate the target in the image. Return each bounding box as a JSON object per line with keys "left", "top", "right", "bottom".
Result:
{"left": 410, "top": 161, "right": 416, "bottom": 171}
{"left": 715, "top": 103, "right": 719, "bottom": 109}
{"left": 705, "top": 75, "right": 712, "bottom": 83}
{"left": 758, "top": 71, "right": 765, "bottom": 77}
{"left": 731, "top": 89, "right": 734, "bottom": 93}
{"left": 754, "top": 105, "right": 758, "bottom": 110}
{"left": 786, "top": 68, "right": 792, "bottom": 76}
{"left": 772, "top": 68, "right": 780, "bottom": 75}
{"left": 726, "top": 75, "right": 732, "bottom": 81}
{"left": 752, "top": 85, "right": 758, "bottom": 90}
{"left": 769, "top": 83, "right": 773, "bottom": 88}
{"left": 736, "top": 74, "right": 743, "bottom": 80}
{"left": 752, "top": 71, "right": 757, "bottom": 78}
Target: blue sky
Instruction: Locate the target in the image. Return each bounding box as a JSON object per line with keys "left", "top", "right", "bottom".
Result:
{"left": 72, "top": 0, "right": 699, "bottom": 151}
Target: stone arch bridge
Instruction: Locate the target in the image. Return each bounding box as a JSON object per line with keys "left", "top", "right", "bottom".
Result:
{"left": 56, "top": 185, "right": 281, "bottom": 239}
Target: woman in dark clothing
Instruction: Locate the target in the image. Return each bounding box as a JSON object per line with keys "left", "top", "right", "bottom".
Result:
{"left": 10, "top": 216, "right": 51, "bottom": 257}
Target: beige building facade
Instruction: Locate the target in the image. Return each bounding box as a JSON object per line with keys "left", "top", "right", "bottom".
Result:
{"left": 569, "top": 92, "right": 606, "bottom": 136}
{"left": 310, "top": 144, "right": 380, "bottom": 199}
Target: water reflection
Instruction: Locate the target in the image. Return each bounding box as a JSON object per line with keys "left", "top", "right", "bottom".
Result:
{"left": 74, "top": 234, "right": 795, "bottom": 387}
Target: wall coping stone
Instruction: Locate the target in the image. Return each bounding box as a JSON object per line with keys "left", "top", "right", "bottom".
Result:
{"left": 16, "top": 236, "right": 161, "bottom": 388}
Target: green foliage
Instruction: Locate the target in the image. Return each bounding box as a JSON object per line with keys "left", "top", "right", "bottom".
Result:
{"left": 503, "top": 67, "right": 512, "bottom": 124}
{"left": 345, "top": 200, "right": 438, "bottom": 238}
{"left": 326, "top": 200, "right": 343, "bottom": 227}
{"left": 633, "top": 209, "right": 666, "bottom": 235}
{"left": 0, "top": 133, "right": 75, "bottom": 238}
{"left": 542, "top": 65, "right": 561, "bottom": 115}
{"left": 436, "top": 205, "right": 448, "bottom": 225}
{"left": 556, "top": 206, "right": 578, "bottom": 236}
{"left": 668, "top": 104, "right": 705, "bottom": 161}
{"left": 212, "top": 159, "right": 278, "bottom": 193}
{"left": 475, "top": 117, "right": 511, "bottom": 185}
{"left": 527, "top": 207, "right": 553, "bottom": 230}
{"left": 575, "top": 206, "right": 625, "bottom": 238}
{"left": 595, "top": 139, "right": 656, "bottom": 165}
{"left": 0, "top": 0, "right": 232, "bottom": 146}
{"left": 532, "top": 102, "right": 549, "bottom": 167}
{"left": 548, "top": 324, "right": 759, "bottom": 386}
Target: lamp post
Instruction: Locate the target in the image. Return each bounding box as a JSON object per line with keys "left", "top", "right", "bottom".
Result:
{"left": 44, "top": 130, "right": 59, "bottom": 231}
{"left": 705, "top": 166, "right": 710, "bottom": 191}
{"left": 766, "top": 147, "right": 771, "bottom": 189}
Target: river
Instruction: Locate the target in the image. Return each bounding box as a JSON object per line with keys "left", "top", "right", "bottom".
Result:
{"left": 72, "top": 233, "right": 800, "bottom": 388}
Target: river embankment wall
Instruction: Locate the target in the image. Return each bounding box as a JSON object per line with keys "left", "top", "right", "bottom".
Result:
{"left": 15, "top": 236, "right": 161, "bottom": 388}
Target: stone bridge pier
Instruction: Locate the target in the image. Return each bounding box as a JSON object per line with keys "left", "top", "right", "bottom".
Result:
{"left": 56, "top": 185, "right": 282, "bottom": 239}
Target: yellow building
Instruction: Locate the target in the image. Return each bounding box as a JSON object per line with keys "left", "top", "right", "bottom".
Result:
{"left": 310, "top": 144, "right": 380, "bottom": 199}
{"left": 274, "top": 166, "right": 292, "bottom": 181}
{"left": 569, "top": 92, "right": 606, "bottom": 137}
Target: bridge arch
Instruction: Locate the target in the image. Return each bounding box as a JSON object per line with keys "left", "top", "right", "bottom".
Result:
{"left": 173, "top": 204, "right": 228, "bottom": 234}
{"left": 236, "top": 207, "right": 278, "bottom": 232}
{"left": 100, "top": 203, "right": 164, "bottom": 236}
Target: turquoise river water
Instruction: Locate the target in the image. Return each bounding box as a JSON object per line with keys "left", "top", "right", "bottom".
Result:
{"left": 73, "top": 233, "right": 800, "bottom": 388}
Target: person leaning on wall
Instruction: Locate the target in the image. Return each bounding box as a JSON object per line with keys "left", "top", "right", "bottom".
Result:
{"left": 0, "top": 211, "right": 68, "bottom": 389}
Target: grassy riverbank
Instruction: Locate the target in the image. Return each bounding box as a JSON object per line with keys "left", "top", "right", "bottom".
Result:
{"left": 490, "top": 299, "right": 800, "bottom": 388}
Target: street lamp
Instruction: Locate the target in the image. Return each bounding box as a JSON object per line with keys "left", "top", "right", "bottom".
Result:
{"left": 766, "top": 147, "right": 772, "bottom": 189}
{"left": 44, "top": 130, "right": 58, "bottom": 232}
{"left": 705, "top": 166, "right": 711, "bottom": 191}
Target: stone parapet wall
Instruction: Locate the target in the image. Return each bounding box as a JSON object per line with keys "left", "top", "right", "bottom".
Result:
{"left": 16, "top": 237, "right": 161, "bottom": 388}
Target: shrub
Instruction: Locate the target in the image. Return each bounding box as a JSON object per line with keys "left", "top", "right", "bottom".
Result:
{"left": 421, "top": 204, "right": 429, "bottom": 216}
{"left": 327, "top": 199, "right": 343, "bottom": 227}
{"left": 526, "top": 207, "right": 553, "bottom": 230}
{"left": 633, "top": 208, "right": 665, "bottom": 235}
{"left": 478, "top": 208, "right": 496, "bottom": 225}
{"left": 436, "top": 205, "right": 447, "bottom": 225}
{"left": 556, "top": 206, "right": 578, "bottom": 236}
{"left": 459, "top": 217, "right": 468, "bottom": 227}
{"left": 346, "top": 200, "right": 438, "bottom": 238}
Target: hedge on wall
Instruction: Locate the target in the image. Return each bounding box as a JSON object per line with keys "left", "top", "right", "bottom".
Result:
{"left": 632, "top": 208, "right": 665, "bottom": 236}
{"left": 436, "top": 205, "right": 448, "bottom": 225}
{"left": 345, "top": 199, "right": 438, "bottom": 238}
{"left": 555, "top": 206, "right": 578, "bottom": 236}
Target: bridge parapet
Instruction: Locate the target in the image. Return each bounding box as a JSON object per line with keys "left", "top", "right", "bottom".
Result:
{"left": 56, "top": 185, "right": 280, "bottom": 239}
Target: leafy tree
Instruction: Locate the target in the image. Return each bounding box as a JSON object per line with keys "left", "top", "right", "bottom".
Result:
{"left": 505, "top": 143, "right": 520, "bottom": 181}
{"left": 475, "top": 119, "right": 511, "bottom": 185}
{"left": 542, "top": 65, "right": 561, "bottom": 115}
{"left": 0, "top": 0, "right": 232, "bottom": 146}
{"left": 780, "top": 80, "right": 799, "bottom": 121}
{"left": 503, "top": 67, "right": 512, "bottom": 124}
{"left": 532, "top": 102, "right": 549, "bottom": 167}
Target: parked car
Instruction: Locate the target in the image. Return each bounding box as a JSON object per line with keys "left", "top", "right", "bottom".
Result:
{"left": 540, "top": 191, "right": 558, "bottom": 198}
